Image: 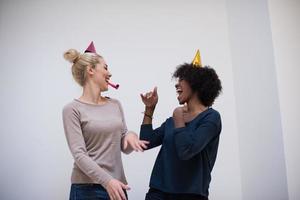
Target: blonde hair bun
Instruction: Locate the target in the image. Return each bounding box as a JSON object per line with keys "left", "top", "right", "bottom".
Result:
{"left": 63, "top": 49, "right": 80, "bottom": 63}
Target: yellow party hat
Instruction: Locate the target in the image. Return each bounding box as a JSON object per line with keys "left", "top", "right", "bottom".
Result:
{"left": 192, "top": 49, "right": 202, "bottom": 67}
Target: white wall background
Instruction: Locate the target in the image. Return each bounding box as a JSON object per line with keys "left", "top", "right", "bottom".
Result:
{"left": 226, "top": 0, "right": 289, "bottom": 199}
{"left": 0, "top": 0, "right": 298, "bottom": 199}
{"left": 268, "top": 1, "right": 300, "bottom": 199}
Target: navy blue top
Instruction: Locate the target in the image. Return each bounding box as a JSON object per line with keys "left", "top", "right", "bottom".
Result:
{"left": 140, "top": 108, "right": 221, "bottom": 197}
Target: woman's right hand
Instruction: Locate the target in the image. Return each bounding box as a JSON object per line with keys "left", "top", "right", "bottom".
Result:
{"left": 140, "top": 87, "right": 158, "bottom": 109}
{"left": 106, "top": 179, "right": 130, "bottom": 200}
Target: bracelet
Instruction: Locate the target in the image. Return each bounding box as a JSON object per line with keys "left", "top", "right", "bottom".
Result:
{"left": 142, "top": 112, "right": 153, "bottom": 119}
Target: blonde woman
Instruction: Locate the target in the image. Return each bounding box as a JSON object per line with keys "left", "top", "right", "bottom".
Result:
{"left": 62, "top": 42, "right": 148, "bottom": 200}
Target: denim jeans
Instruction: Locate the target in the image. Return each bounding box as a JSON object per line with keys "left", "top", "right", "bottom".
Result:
{"left": 145, "top": 188, "right": 208, "bottom": 200}
{"left": 70, "top": 183, "right": 128, "bottom": 200}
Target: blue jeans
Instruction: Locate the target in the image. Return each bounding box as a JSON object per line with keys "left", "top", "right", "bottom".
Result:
{"left": 69, "top": 184, "right": 128, "bottom": 200}
{"left": 145, "top": 188, "right": 208, "bottom": 200}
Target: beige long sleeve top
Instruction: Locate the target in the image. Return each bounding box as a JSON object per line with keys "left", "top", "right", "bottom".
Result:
{"left": 62, "top": 98, "right": 128, "bottom": 187}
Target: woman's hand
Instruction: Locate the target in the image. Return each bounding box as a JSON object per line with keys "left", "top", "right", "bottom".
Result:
{"left": 106, "top": 179, "right": 130, "bottom": 200}
{"left": 123, "top": 132, "right": 149, "bottom": 152}
{"left": 172, "top": 106, "right": 187, "bottom": 128}
{"left": 140, "top": 87, "right": 158, "bottom": 109}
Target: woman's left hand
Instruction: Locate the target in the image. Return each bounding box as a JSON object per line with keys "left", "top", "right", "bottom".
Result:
{"left": 173, "top": 106, "right": 187, "bottom": 128}
{"left": 123, "top": 132, "right": 149, "bottom": 152}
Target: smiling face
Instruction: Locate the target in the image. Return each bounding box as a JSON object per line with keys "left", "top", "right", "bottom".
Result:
{"left": 91, "top": 57, "right": 112, "bottom": 91}
{"left": 175, "top": 79, "right": 194, "bottom": 105}
{"left": 173, "top": 63, "right": 222, "bottom": 107}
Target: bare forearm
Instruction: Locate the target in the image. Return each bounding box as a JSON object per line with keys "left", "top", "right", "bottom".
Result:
{"left": 142, "top": 106, "right": 155, "bottom": 124}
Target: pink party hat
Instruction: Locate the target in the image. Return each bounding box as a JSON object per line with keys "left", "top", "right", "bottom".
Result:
{"left": 83, "top": 41, "right": 119, "bottom": 89}
{"left": 84, "top": 41, "right": 96, "bottom": 53}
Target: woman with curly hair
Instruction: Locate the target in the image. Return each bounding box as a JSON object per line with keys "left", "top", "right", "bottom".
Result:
{"left": 140, "top": 60, "right": 222, "bottom": 200}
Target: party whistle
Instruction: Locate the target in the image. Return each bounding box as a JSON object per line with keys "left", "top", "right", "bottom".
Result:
{"left": 108, "top": 82, "right": 119, "bottom": 89}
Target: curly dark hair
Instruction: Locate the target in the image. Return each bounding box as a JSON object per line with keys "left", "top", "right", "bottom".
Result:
{"left": 172, "top": 63, "right": 222, "bottom": 107}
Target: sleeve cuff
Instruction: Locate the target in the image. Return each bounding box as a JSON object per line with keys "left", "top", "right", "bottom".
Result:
{"left": 100, "top": 175, "right": 114, "bottom": 188}
{"left": 140, "top": 124, "right": 153, "bottom": 131}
